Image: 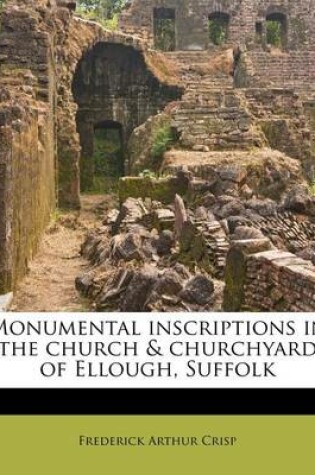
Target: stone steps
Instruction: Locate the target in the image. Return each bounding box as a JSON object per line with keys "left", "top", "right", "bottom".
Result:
{"left": 169, "top": 89, "right": 264, "bottom": 151}
{"left": 158, "top": 51, "right": 309, "bottom": 159}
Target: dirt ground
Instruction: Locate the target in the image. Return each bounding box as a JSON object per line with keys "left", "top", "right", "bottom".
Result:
{"left": 10, "top": 195, "right": 113, "bottom": 312}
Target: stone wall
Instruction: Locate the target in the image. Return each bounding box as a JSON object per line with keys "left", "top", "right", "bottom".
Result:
{"left": 127, "top": 111, "right": 172, "bottom": 174}
{"left": 242, "top": 88, "right": 313, "bottom": 172}
{"left": 121, "top": 0, "right": 315, "bottom": 93}
{"left": 223, "top": 240, "right": 315, "bottom": 312}
{"left": 0, "top": 1, "right": 57, "bottom": 293}
{"left": 120, "top": 0, "right": 315, "bottom": 51}
{"left": 237, "top": 50, "right": 315, "bottom": 92}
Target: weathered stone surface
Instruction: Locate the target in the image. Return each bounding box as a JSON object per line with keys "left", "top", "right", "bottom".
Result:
{"left": 227, "top": 216, "right": 250, "bottom": 233}
{"left": 225, "top": 242, "right": 315, "bottom": 312}
{"left": 164, "top": 148, "right": 306, "bottom": 202}
{"left": 113, "top": 233, "right": 144, "bottom": 262}
{"left": 152, "top": 208, "right": 175, "bottom": 231}
{"left": 223, "top": 246, "right": 247, "bottom": 312}
{"left": 284, "top": 185, "right": 313, "bottom": 214}
{"left": 98, "top": 269, "right": 135, "bottom": 309}
{"left": 112, "top": 198, "right": 147, "bottom": 235}
{"left": 297, "top": 247, "right": 315, "bottom": 265}
{"left": 120, "top": 266, "right": 158, "bottom": 312}
{"left": 231, "top": 238, "right": 272, "bottom": 255}
{"left": 231, "top": 226, "right": 265, "bottom": 241}
{"left": 75, "top": 272, "right": 95, "bottom": 298}
{"left": 180, "top": 275, "right": 214, "bottom": 305}
{"left": 216, "top": 201, "right": 246, "bottom": 219}
{"left": 119, "top": 175, "right": 189, "bottom": 205}
{"left": 154, "top": 230, "right": 175, "bottom": 256}
{"left": 154, "top": 270, "right": 183, "bottom": 296}
{"left": 174, "top": 194, "right": 188, "bottom": 238}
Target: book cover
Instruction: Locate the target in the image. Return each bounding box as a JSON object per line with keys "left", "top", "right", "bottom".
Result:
{"left": 0, "top": 0, "right": 315, "bottom": 473}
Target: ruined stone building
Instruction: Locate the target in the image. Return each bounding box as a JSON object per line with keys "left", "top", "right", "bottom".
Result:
{"left": 1, "top": 0, "right": 315, "bottom": 307}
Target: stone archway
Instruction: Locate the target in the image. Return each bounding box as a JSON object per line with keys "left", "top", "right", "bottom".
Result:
{"left": 56, "top": 18, "right": 181, "bottom": 208}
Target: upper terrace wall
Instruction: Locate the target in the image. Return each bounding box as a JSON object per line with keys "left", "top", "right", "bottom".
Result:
{"left": 120, "top": 0, "right": 315, "bottom": 51}
{"left": 120, "top": 0, "right": 315, "bottom": 92}
{"left": 237, "top": 50, "right": 315, "bottom": 93}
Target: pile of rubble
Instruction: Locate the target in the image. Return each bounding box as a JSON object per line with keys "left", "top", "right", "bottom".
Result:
{"left": 75, "top": 168, "right": 315, "bottom": 312}
{"left": 75, "top": 195, "right": 223, "bottom": 312}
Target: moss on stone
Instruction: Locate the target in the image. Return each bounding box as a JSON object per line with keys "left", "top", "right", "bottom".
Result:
{"left": 177, "top": 222, "right": 214, "bottom": 274}
{"left": 223, "top": 248, "right": 246, "bottom": 311}
{"left": 0, "top": 271, "right": 12, "bottom": 295}
{"left": 58, "top": 149, "right": 81, "bottom": 210}
{"left": 119, "top": 175, "right": 188, "bottom": 204}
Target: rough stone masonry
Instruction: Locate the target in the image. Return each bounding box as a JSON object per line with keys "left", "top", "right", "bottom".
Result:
{"left": 1, "top": 0, "right": 315, "bottom": 309}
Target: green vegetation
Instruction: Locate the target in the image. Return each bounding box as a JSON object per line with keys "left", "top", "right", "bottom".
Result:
{"left": 94, "top": 127, "right": 123, "bottom": 177}
{"left": 84, "top": 127, "right": 123, "bottom": 194}
{"left": 50, "top": 209, "right": 63, "bottom": 223}
{"left": 154, "top": 19, "right": 176, "bottom": 52}
{"left": 119, "top": 175, "right": 188, "bottom": 204}
{"left": 209, "top": 14, "right": 229, "bottom": 46}
{"left": 266, "top": 20, "right": 283, "bottom": 47}
{"left": 76, "top": 0, "right": 126, "bottom": 29}
{"left": 138, "top": 169, "right": 158, "bottom": 179}
{"left": 151, "top": 122, "right": 176, "bottom": 161}
{"left": 85, "top": 176, "right": 119, "bottom": 195}
{"left": 308, "top": 181, "right": 315, "bottom": 196}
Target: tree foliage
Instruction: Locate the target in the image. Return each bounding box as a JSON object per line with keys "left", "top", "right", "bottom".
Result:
{"left": 77, "top": 0, "right": 126, "bottom": 19}
{"left": 76, "top": 0, "right": 126, "bottom": 29}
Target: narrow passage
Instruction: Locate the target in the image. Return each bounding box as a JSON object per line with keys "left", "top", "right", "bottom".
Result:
{"left": 10, "top": 195, "right": 113, "bottom": 312}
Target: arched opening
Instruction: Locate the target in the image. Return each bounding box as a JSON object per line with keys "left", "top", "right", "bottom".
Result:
{"left": 208, "top": 12, "right": 230, "bottom": 46}
{"left": 69, "top": 41, "right": 182, "bottom": 196}
{"left": 255, "top": 21, "right": 263, "bottom": 44}
{"left": 153, "top": 7, "right": 176, "bottom": 51}
{"left": 266, "top": 13, "right": 287, "bottom": 48}
{"left": 91, "top": 121, "right": 124, "bottom": 192}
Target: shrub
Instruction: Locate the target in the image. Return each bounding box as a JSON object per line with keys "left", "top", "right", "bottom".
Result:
{"left": 151, "top": 122, "right": 176, "bottom": 161}
{"left": 266, "top": 20, "right": 283, "bottom": 47}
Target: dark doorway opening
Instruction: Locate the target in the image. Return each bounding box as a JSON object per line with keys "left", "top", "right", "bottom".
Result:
{"left": 153, "top": 7, "right": 176, "bottom": 51}
{"left": 255, "top": 21, "right": 263, "bottom": 43}
{"left": 208, "top": 12, "right": 230, "bottom": 46}
{"left": 81, "top": 120, "right": 124, "bottom": 193}
{"left": 266, "top": 13, "right": 287, "bottom": 48}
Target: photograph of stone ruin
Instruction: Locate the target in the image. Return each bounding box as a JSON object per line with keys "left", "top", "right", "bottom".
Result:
{"left": 1, "top": 0, "right": 315, "bottom": 312}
